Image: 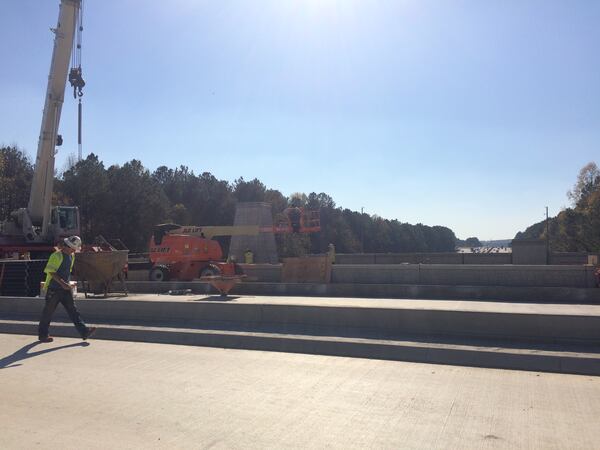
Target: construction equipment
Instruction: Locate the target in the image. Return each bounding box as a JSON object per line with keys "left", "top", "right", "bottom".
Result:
{"left": 75, "top": 249, "right": 129, "bottom": 298}
{"left": 147, "top": 208, "right": 321, "bottom": 282}
{"left": 201, "top": 274, "right": 246, "bottom": 298}
{"left": 148, "top": 223, "right": 258, "bottom": 282}
{"left": 0, "top": 0, "right": 84, "bottom": 258}
{"left": 73, "top": 236, "right": 129, "bottom": 297}
{"left": 273, "top": 207, "right": 321, "bottom": 233}
{"left": 0, "top": 1, "right": 129, "bottom": 299}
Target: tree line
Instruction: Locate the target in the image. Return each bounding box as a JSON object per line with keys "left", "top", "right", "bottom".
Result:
{"left": 5, "top": 147, "right": 598, "bottom": 255}
{"left": 1, "top": 146, "right": 461, "bottom": 255}
{"left": 515, "top": 162, "right": 600, "bottom": 252}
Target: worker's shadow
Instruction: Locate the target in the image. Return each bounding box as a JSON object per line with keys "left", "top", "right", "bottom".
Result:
{"left": 193, "top": 295, "right": 239, "bottom": 302}
{"left": 0, "top": 340, "right": 89, "bottom": 369}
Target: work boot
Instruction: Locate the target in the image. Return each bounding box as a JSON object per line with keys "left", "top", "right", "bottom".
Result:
{"left": 83, "top": 327, "right": 97, "bottom": 341}
{"left": 38, "top": 336, "right": 54, "bottom": 343}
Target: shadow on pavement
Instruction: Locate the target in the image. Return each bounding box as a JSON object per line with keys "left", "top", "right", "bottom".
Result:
{"left": 0, "top": 341, "right": 90, "bottom": 369}
{"left": 192, "top": 296, "right": 239, "bottom": 302}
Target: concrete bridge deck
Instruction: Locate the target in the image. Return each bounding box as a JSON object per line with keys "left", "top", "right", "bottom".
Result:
{"left": 2, "top": 333, "right": 599, "bottom": 449}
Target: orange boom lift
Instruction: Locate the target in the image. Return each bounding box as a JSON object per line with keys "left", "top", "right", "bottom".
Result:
{"left": 147, "top": 207, "right": 320, "bottom": 282}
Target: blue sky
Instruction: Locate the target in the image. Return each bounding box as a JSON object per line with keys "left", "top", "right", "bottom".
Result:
{"left": 1, "top": 0, "right": 599, "bottom": 240}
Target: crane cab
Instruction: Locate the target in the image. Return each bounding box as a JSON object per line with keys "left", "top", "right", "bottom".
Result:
{"left": 48, "top": 206, "right": 80, "bottom": 242}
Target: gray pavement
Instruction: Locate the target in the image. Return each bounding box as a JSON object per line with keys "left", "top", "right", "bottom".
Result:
{"left": 1, "top": 334, "right": 600, "bottom": 449}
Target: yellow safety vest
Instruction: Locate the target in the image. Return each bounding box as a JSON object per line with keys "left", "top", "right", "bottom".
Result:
{"left": 43, "top": 251, "right": 75, "bottom": 288}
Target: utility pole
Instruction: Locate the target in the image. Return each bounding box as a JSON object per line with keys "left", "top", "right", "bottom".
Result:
{"left": 545, "top": 206, "right": 549, "bottom": 264}
{"left": 361, "top": 207, "right": 365, "bottom": 254}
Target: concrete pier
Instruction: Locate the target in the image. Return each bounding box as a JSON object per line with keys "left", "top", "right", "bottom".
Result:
{"left": 229, "top": 202, "right": 278, "bottom": 263}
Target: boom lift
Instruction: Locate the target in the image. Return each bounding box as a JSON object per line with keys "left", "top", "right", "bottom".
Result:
{"left": 274, "top": 207, "right": 321, "bottom": 233}
{"left": 0, "top": 0, "right": 84, "bottom": 258}
{"left": 149, "top": 224, "right": 260, "bottom": 282}
{"left": 148, "top": 208, "right": 321, "bottom": 282}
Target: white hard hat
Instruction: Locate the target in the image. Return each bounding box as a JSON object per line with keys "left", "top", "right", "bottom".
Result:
{"left": 63, "top": 235, "right": 82, "bottom": 250}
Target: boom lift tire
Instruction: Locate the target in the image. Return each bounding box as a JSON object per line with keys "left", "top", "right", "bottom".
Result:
{"left": 200, "top": 264, "right": 221, "bottom": 278}
{"left": 149, "top": 265, "right": 170, "bottom": 282}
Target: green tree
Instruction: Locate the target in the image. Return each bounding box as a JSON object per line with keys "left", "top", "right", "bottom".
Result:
{"left": 464, "top": 237, "right": 482, "bottom": 248}
{"left": 430, "top": 226, "right": 457, "bottom": 251}
{"left": 567, "top": 162, "right": 600, "bottom": 208}
{"left": 517, "top": 161, "right": 600, "bottom": 252}
{"left": 0, "top": 146, "right": 33, "bottom": 221}
{"left": 189, "top": 172, "right": 235, "bottom": 225}
{"left": 170, "top": 203, "right": 191, "bottom": 225}
{"left": 152, "top": 165, "right": 194, "bottom": 207}
{"left": 233, "top": 178, "right": 266, "bottom": 202}
{"left": 104, "top": 160, "right": 170, "bottom": 252}
{"left": 2, "top": 148, "right": 475, "bottom": 256}
{"left": 581, "top": 189, "right": 600, "bottom": 250}
{"left": 60, "top": 153, "right": 110, "bottom": 242}
{"left": 306, "top": 193, "right": 340, "bottom": 253}
{"left": 265, "top": 189, "right": 288, "bottom": 215}
{"left": 289, "top": 192, "right": 307, "bottom": 207}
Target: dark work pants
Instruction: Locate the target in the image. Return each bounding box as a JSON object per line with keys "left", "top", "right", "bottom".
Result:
{"left": 38, "top": 289, "right": 88, "bottom": 339}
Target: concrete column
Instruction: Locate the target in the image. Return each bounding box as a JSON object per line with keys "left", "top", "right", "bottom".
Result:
{"left": 512, "top": 239, "right": 548, "bottom": 265}
{"left": 230, "top": 202, "right": 279, "bottom": 264}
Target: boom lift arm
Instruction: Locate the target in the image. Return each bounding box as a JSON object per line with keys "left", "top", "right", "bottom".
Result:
{"left": 153, "top": 223, "right": 260, "bottom": 244}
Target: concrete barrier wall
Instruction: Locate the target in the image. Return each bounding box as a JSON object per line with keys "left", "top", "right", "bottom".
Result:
{"left": 332, "top": 264, "right": 420, "bottom": 284}
{"left": 238, "top": 264, "right": 282, "bottom": 282}
{"left": 550, "top": 253, "right": 600, "bottom": 265}
{"left": 127, "top": 252, "right": 595, "bottom": 286}
{"left": 129, "top": 263, "right": 596, "bottom": 289}
{"left": 337, "top": 252, "right": 597, "bottom": 266}
{"left": 418, "top": 265, "right": 592, "bottom": 288}
{"left": 336, "top": 254, "right": 377, "bottom": 264}
{"left": 3, "top": 296, "right": 600, "bottom": 343}
{"left": 127, "top": 270, "right": 149, "bottom": 282}
{"left": 373, "top": 253, "right": 463, "bottom": 264}
{"left": 127, "top": 264, "right": 283, "bottom": 283}
{"left": 463, "top": 253, "right": 512, "bottom": 264}
{"left": 337, "top": 253, "right": 512, "bottom": 265}
{"left": 331, "top": 264, "right": 598, "bottom": 288}
{"left": 127, "top": 262, "right": 597, "bottom": 290}
{"left": 337, "top": 253, "right": 462, "bottom": 264}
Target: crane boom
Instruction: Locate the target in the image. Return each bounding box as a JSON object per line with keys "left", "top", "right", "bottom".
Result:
{"left": 0, "top": 0, "right": 83, "bottom": 255}
{"left": 28, "top": 0, "right": 81, "bottom": 236}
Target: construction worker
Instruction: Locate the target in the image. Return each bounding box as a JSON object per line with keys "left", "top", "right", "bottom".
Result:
{"left": 38, "top": 236, "right": 97, "bottom": 343}
{"left": 286, "top": 207, "right": 302, "bottom": 233}
{"left": 244, "top": 249, "right": 254, "bottom": 264}
{"left": 327, "top": 243, "right": 336, "bottom": 264}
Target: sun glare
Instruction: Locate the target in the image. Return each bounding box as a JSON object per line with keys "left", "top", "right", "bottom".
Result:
{"left": 278, "top": 0, "right": 358, "bottom": 24}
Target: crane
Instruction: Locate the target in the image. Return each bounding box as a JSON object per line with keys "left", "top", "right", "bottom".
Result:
{"left": 1, "top": 0, "right": 84, "bottom": 258}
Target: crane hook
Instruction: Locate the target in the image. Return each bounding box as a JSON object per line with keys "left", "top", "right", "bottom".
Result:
{"left": 68, "top": 66, "right": 85, "bottom": 98}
